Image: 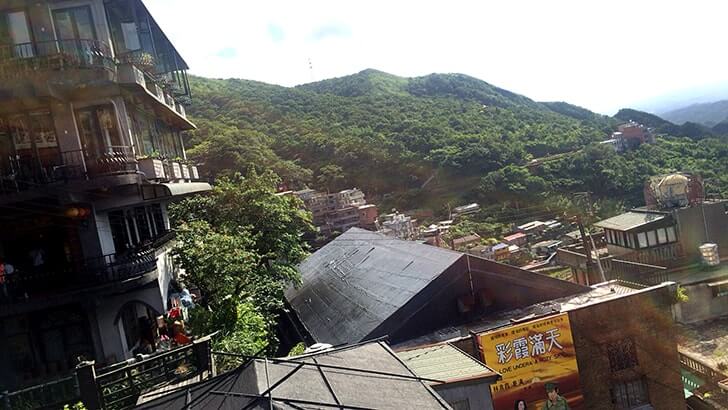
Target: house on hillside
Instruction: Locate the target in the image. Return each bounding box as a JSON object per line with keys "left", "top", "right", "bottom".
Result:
{"left": 503, "top": 232, "right": 528, "bottom": 247}
{"left": 556, "top": 173, "right": 728, "bottom": 324}
{"left": 280, "top": 228, "right": 587, "bottom": 349}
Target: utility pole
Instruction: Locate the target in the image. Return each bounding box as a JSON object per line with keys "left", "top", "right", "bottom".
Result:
{"left": 574, "top": 192, "right": 606, "bottom": 284}
{"left": 576, "top": 214, "right": 592, "bottom": 286}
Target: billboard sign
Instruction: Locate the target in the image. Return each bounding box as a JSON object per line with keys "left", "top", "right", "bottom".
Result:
{"left": 479, "top": 313, "right": 583, "bottom": 409}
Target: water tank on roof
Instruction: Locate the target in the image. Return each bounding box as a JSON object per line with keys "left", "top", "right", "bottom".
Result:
{"left": 700, "top": 243, "right": 720, "bottom": 266}
{"left": 654, "top": 174, "right": 690, "bottom": 208}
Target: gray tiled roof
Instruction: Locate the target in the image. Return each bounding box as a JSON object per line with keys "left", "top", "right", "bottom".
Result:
{"left": 137, "top": 341, "right": 451, "bottom": 409}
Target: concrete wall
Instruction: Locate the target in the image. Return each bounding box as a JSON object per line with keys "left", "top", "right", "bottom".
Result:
{"left": 433, "top": 380, "right": 495, "bottom": 410}
{"left": 674, "top": 202, "right": 728, "bottom": 259}
{"left": 569, "top": 286, "right": 684, "bottom": 410}
{"left": 675, "top": 284, "right": 728, "bottom": 324}
{"left": 92, "top": 284, "right": 165, "bottom": 363}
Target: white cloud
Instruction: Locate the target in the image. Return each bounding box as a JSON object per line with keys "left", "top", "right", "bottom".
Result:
{"left": 144, "top": 0, "right": 728, "bottom": 114}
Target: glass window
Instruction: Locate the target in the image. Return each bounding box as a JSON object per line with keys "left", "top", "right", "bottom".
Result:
{"left": 637, "top": 232, "right": 647, "bottom": 248}
{"left": 121, "top": 22, "right": 141, "bottom": 50}
{"left": 6, "top": 11, "right": 33, "bottom": 57}
{"left": 657, "top": 228, "right": 667, "bottom": 244}
{"left": 53, "top": 7, "right": 96, "bottom": 40}
{"left": 667, "top": 226, "right": 677, "bottom": 243}
{"left": 109, "top": 210, "right": 131, "bottom": 252}
{"left": 151, "top": 203, "right": 166, "bottom": 234}
{"left": 29, "top": 112, "right": 58, "bottom": 148}
{"left": 611, "top": 378, "right": 649, "bottom": 409}
{"left": 626, "top": 233, "right": 634, "bottom": 249}
{"left": 134, "top": 207, "right": 152, "bottom": 242}
{"left": 647, "top": 230, "right": 657, "bottom": 247}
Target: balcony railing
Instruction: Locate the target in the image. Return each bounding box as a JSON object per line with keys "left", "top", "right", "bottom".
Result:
{"left": 0, "top": 146, "right": 138, "bottom": 196}
{"left": 0, "top": 246, "right": 161, "bottom": 304}
{"left": 0, "top": 39, "right": 114, "bottom": 80}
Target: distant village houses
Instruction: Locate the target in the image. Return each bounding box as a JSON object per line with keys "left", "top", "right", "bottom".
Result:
{"left": 293, "top": 188, "right": 378, "bottom": 237}
{"left": 601, "top": 121, "right": 655, "bottom": 152}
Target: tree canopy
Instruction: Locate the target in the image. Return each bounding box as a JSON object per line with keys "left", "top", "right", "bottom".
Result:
{"left": 170, "top": 172, "right": 313, "bottom": 354}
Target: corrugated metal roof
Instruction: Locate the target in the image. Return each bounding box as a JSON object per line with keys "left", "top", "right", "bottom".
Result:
{"left": 397, "top": 343, "right": 498, "bottom": 384}
{"left": 594, "top": 211, "right": 666, "bottom": 231}
{"left": 286, "top": 228, "right": 463, "bottom": 345}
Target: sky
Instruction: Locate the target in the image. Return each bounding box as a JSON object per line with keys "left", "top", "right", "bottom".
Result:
{"left": 145, "top": 0, "right": 728, "bottom": 115}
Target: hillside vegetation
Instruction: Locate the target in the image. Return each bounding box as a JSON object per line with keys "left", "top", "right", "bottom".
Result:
{"left": 185, "top": 70, "right": 728, "bottom": 221}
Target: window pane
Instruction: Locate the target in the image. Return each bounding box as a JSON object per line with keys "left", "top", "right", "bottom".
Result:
{"left": 53, "top": 10, "right": 75, "bottom": 39}
{"left": 7, "top": 11, "right": 33, "bottom": 57}
{"left": 647, "top": 230, "right": 657, "bottom": 247}
{"left": 73, "top": 7, "right": 96, "bottom": 40}
{"left": 638, "top": 232, "right": 647, "bottom": 248}
{"left": 657, "top": 228, "right": 667, "bottom": 244}
{"left": 121, "top": 22, "right": 140, "bottom": 50}
{"left": 667, "top": 226, "right": 676, "bottom": 242}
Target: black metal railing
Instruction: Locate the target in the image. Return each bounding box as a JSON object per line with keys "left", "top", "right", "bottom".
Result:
{"left": 95, "top": 336, "right": 212, "bottom": 410}
{"left": 0, "top": 39, "right": 114, "bottom": 79}
{"left": 62, "top": 146, "right": 137, "bottom": 178}
{"left": 0, "top": 375, "right": 79, "bottom": 410}
{"left": 0, "top": 147, "right": 138, "bottom": 196}
{"left": 0, "top": 335, "right": 214, "bottom": 410}
{"left": 0, "top": 248, "right": 158, "bottom": 304}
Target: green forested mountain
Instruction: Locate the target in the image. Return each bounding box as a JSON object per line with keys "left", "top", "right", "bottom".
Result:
{"left": 661, "top": 100, "right": 728, "bottom": 128}
{"left": 185, "top": 70, "right": 728, "bottom": 219}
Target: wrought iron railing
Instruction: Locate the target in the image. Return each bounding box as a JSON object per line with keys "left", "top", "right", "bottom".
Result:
{"left": 0, "top": 375, "right": 79, "bottom": 410}
{"left": 0, "top": 39, "right": 114, "bottom": 79}
{"left": 95, "top": 336, "right": 212, "bottom": 409}
{"left": 0, "top": 335, "right": 214, "bottom": 410}
{"left": 0, "top": 147, "right": 137, "bottom": 196}
{"left": 0, "top": 247, "right": 158, "bottom": 304}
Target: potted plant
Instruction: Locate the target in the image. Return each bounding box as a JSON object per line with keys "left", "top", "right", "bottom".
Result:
{"left": 137, "top": 151, "right": 165, "bottom": 179}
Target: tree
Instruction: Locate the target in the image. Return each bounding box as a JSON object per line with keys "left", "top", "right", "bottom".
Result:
{"left": 170, "top": 171, "right": 314, "bottom": 354}
{"left": 316, "top": 164, "right": 345, "bottom": 192}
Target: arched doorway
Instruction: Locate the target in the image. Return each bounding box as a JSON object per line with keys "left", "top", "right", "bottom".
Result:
{"left": 115, "top": 300, "right": 159, "bottom": 357}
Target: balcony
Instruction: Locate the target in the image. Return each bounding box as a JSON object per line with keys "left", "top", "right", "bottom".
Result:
{"left": 0, "top": 146, "right": 137, "bottom": 197}
{"left": 0, "top": 233, "right": 175, "bottom": 305}
{"left": 0, "top": 39, "right": 114, "bottom": 81}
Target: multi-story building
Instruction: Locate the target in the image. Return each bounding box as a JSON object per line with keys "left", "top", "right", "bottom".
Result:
{"left": 293, "top": 187, "right": 376, "bottom": 236}
{"left": 610, "top": 121, "right": 655, "bottom": 152}
{"left": 556, "top": 174, "right": 728, "bottom": 324}
{"left": 0, "top": 0, "right": 208, "bottom": 391}
{"left": 377, "top": 211, "right": 418, "bottom": 240}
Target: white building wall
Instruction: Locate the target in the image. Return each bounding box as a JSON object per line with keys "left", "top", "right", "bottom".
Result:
{"left": 93, "top": 285, "right": 166, "bottom": 363}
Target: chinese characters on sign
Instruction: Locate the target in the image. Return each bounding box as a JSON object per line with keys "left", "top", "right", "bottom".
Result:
{"left": 479, "top": 313, "right": 583, "bottom": 410}
{"left": 495, "top": 328, "right": 563, "bottom": 364}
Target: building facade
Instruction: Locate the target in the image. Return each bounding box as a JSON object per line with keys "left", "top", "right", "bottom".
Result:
{"left": 0, "top": 0, "right": 207, "bottom": 391}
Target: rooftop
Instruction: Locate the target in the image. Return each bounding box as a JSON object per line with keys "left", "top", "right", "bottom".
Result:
{"left": 594, "top": 210, "right": 667, "bottom": 231}
{"left": 286, "top": 228, "right": 463, "bottom": 345}
{"left": 137, "top": 340, "right": 450, "bottom": 409}
{"left": 395, "top": 281, "right": 656, "bottom": 349}
{"left": 503, "top": 232, "right": 527, "bottom": 241}
{"left": 396, "top": 343, "right": 499, "bottom": 385}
